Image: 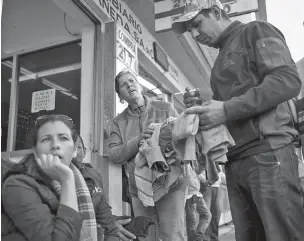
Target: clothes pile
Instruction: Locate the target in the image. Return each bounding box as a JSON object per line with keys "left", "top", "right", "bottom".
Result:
{"left": 134, "top": 113, "right": 235, "bottom": 206}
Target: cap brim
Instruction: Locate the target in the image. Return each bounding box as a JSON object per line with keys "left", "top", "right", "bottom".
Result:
{"left": 172, "top": 21, "right": 187, "bottom": 34}
{"left": 172, "top": 10, "right": 200, "bottom": 34}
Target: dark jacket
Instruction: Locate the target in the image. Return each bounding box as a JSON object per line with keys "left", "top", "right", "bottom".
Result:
{"left": 211, "top": 21, "right": 301, "bottom": 160}
{"left": 2, "top": 155, "right": 119, "bottom": 241}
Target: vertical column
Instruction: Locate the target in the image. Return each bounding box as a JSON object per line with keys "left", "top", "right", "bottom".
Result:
{"left": 255, "top": 0, "right": 268, "bottom": 21}
{"left": 99, "top": 22, "right": 123, "bottom": 215}
{"left": 81, "top": 26, "right": 95, "bottom": 164}
{"left": 7, "top": 55, "right": 19, "bottom": 151}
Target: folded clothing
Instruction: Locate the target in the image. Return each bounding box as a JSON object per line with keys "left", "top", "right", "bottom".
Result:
{"left": 135, "top": 124, "right": 166, "bottom": 206}
{"left": 172, "top": 113, "right": 235, "bottom": 164}
{"left": 172, "top": 113, "right": 235, "bottom": 185}
{"left": 158, "top": 120, "right": 180, "bottom": 164}
{"left": 172, "top": 113, "right": 199, "bottom": 162}
{"left": 196, "top": 124, "right": 235, "bottom": 163}
{"left": 135, "top": 120, "right": 183, "bottom": 206}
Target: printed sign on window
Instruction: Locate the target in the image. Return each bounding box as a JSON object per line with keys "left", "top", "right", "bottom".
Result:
{"left": 116, "top": 24, "right": 138, "bottom": 75}
{"left": 31, "top": 89, "right": 56, "bottom": 113}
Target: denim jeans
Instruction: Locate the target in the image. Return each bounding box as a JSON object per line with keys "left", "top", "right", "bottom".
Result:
{"left": 225, "top": 144, "right": 304, "bottom": 241}
{"left": 131, "top": 179, "right": 187, "bottom": 241}
{"left": 200, "top": 186, "right": 221, "bottom": 241}
{"left": 185, "top": 196, "right": 212, "bottom": 241}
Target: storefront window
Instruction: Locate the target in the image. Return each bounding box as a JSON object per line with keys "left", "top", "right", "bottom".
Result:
{"left": 1, "top": 60, "right": 13, "bottom": 151}
{"left": 15, "top": 42, "right": 81, "bottom": 150}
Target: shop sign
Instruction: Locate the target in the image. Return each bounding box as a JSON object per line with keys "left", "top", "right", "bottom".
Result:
{"left": 31, "top": 89, "right": 56, "bottom": 113}
{"left": 153, "top": 42, "right": 169, "bottom": 72}
{"left": 116, "top": 24, "right": 138, "bottom": 75}
{"left": 94, "top": 0, "right": 191, "bottom": 91}
{"left": 155, "top": 0, "right": 258, "bottom": 32}
{"left": 94, "top": 0, "right": 155, "bottom": 60}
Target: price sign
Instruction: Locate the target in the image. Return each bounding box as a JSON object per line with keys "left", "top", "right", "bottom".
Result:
{"left": 116, "top": 42, "right": 138, "bottom": 74}
{"left": 116, "top": 24, "right": 138, "bottom": 75}
{"left": 31, "top": 89, "right": 56, "bottom": 113}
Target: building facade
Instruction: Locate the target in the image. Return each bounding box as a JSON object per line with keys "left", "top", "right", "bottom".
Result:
{"left": 3, "top": 0, "right": 259, "bottom": 224}
{"left": 1, "top": 0, "right": 214, "bottom": 215}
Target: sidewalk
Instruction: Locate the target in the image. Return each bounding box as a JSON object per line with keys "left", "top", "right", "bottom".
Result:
{"left": 219, "top": 223, "right": 235, "bottom": 241}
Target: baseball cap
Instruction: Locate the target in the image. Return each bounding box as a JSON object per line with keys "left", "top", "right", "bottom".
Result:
{"left": 172, "top": 0, "right": 223, "bottom": 34}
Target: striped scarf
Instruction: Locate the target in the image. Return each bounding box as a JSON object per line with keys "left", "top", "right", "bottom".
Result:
{"left": 52, "top": 163, "right": 97, "bottom": 241}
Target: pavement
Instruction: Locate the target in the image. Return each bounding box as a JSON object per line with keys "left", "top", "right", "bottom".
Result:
{"left": 219, "top": 223, "right": 235, "bottom": 241}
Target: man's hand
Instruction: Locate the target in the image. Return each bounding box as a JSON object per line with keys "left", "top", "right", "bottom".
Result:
{"left": 116, "top": 218, "right": 136, "bottom": 241}
{"left": 184, "top": 100, "right": 227, "bottom": 130}
{"left": 183, "top": 88, "right": 203, "bottom": 108}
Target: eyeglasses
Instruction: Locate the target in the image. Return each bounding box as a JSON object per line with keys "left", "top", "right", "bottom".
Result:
{"left": 35, "top": 115, "right": 73, "bottom": 127}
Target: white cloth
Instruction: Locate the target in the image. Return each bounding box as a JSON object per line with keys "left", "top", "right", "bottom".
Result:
{"left": 172, "top": 112, "right": 235, "bottom": 164}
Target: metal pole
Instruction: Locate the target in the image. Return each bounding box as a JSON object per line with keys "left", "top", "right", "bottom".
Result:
{"left": 7, "top": 55, "right": 19, "bottom": 151}
{"left": 255, "top": 0, "right": 268, "bottom": 21}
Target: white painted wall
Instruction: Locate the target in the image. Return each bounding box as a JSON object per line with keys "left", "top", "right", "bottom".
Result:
{"left": 1, "top": 0, "right": 92, "bottom": 55}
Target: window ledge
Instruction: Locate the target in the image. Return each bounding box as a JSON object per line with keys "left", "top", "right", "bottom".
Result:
{"left": 1, "top": 149, "right": 33, "bottom": 160}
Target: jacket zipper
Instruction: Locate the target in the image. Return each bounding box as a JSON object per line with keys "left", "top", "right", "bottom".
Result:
{"left": 250, "top": 118, "right": 264, "bottom": 140}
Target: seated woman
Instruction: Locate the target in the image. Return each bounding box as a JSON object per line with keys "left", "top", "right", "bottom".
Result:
{"left": 2, "top": 114, "right": 136, "bottom": 241}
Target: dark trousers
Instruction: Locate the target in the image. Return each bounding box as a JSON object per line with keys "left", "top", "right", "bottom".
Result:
{"left": 201, "top": 186, "right": 221, "bottom": 241}
{"left": 225, "top": 144, "right": 304, "bottom": 241}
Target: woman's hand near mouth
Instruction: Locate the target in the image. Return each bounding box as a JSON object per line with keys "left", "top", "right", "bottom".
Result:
{"left": 36, "top": 154, "right": 74, "bottom": 183}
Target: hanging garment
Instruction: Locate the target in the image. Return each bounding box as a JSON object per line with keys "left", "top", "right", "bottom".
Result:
{"left": 172, "top": 112, "right": 235, "bottom": 185}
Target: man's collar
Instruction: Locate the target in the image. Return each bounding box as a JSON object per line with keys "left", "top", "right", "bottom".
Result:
{"left": 215, "top": 21, "right": 244, "bottom": 49}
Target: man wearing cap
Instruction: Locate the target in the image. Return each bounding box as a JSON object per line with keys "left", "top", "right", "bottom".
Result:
{"left": 172, "top": 0, "right": 304, "bottom": 241}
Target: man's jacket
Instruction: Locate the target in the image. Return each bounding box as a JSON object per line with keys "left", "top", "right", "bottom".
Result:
{"left": 2, "top": 155, "right": 119, "bottom": 241}
{"left": 211, "top": 21, "right": 302, "bottom": 160}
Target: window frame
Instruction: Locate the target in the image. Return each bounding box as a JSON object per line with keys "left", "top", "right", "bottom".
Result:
{"left": 1, "top": 38, "right": 82, "bottom": 156}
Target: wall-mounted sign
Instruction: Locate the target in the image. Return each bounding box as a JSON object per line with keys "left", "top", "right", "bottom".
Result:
{"left": 153, "top": 42, "right": 169, "bottom": 71}
{"left": 94, "top": 0, "right": 155, "bottom": 61}
{"left": 155, "top": 0, "right": 258, "bottom": 32}
{"left": 95, "top": 0, "right": 193, "bottom": 92}
{"left": 31, "top": 89, "right": 56, "bottom": 113}
{"left": 116, "top": 24, "right": 138, "bottom": 75}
